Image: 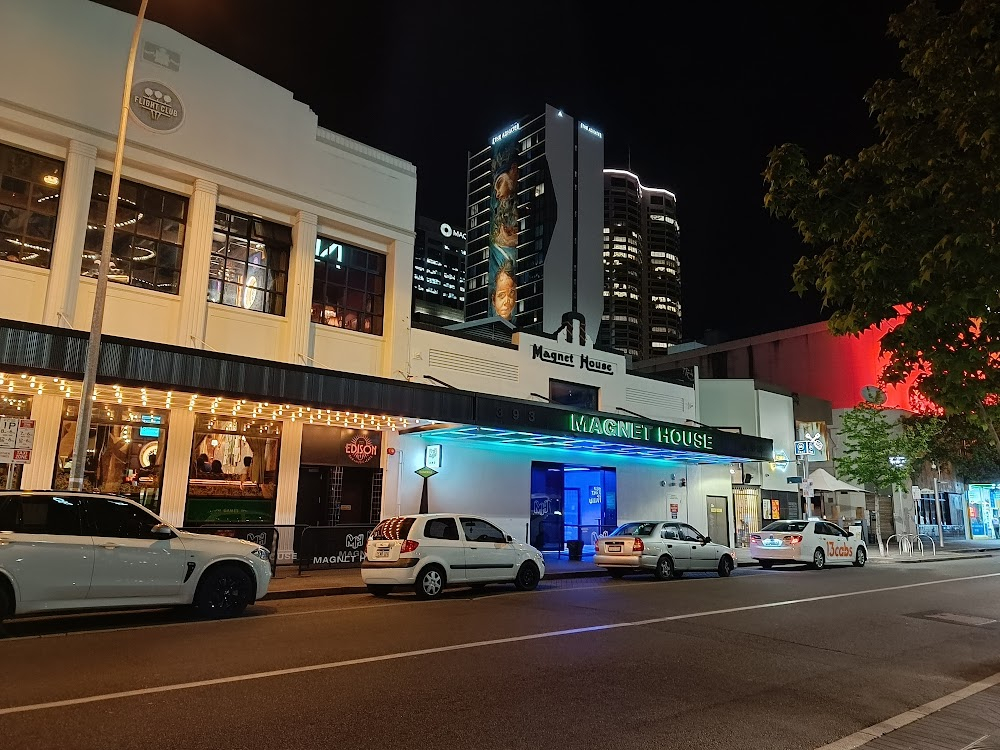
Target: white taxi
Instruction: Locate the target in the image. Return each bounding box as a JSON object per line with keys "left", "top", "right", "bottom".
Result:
{"left": 750, "top": 519, "right": 867, "bottom": 569}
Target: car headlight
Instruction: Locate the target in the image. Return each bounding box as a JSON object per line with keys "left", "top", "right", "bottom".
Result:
{"left": 251, "top": 547, "right": 270, "bottom": 561}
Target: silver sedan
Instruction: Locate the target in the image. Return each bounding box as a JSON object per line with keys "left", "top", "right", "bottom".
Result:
{"left": 594, "top": 521, "right": 738, "bottom": 579}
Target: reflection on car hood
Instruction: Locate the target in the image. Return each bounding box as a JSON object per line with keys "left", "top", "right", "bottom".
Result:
{"left": 177, "top": 530, "right": 258, "bottom": 549}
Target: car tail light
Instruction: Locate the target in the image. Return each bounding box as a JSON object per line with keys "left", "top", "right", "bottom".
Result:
{"left": 750, "top": 534, "right": 762, "bottom": 542}
{"left": 788, "top": 535, "right": 803, "bottom": 545}
{"left": 400, "top": 540, "right": 419, "bottom": 554}
{"left": 632, "top": 537, "right": 644, "bottom": 552}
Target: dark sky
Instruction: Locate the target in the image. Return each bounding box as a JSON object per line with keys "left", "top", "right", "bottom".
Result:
{"left": 97, "top": 0, "right": 911, "bottom": 341}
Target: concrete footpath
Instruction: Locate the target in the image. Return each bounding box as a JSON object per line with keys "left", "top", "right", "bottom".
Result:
{"left": 262, "top": 543, "right": 1000, "bottom": 600}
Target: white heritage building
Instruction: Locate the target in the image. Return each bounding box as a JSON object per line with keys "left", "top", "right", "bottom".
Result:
{"left": 0, "top": 0, "right": 772, "bottom": 559}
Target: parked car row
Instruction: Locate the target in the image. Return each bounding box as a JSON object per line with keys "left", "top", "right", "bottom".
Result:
{"left": 0, "top": 493, "right": 868, "bottom": 623}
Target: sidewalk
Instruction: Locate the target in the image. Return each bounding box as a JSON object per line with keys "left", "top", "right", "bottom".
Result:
{"left": 263, "top": 543, "right": 1000, "bottom": 600}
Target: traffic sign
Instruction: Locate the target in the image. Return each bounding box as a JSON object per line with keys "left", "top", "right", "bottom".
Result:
{"left": 0, "top": 449, "right": 31, "bottom": 464}
{"left": 0, "top": 418, "right": 17, "bottom": 449}
{"left": 794, "top": 440, "right": 813, "bottom": 457}
{"left": 14, "top": 419, "right": 34, "bottom": 450}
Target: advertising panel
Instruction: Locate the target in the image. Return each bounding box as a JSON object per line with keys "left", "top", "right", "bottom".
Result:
{"left": 489, "top": 126, "right": 519, "bottom": 321}
{"left": 795, "top": 421, "right": 830, "bottom": 462}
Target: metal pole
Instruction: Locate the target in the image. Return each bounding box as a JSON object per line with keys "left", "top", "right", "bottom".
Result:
{"left": 4, "top": 464, "right": 13, "bottom": 490}
{"left": 68, "top": 0, "right": 149, "bottom": 491}
{"left": 934, "top": 469, "right": 944, "bottom": 548}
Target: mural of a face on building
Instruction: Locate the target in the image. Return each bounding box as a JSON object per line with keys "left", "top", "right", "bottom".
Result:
{"left": 491, "top": 260, "right": 516, "bottom": 320}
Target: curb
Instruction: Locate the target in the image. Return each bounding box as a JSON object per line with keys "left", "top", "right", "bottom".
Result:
{"left": 262, "top": 568, "right": 609, "bottom": 601}
{"left": 868, "top": 552, "right": 997, "bottom": 565}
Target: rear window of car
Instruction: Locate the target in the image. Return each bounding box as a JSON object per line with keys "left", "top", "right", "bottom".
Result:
{"left": 371, "top": 517, "right": 416, "bottom": 540}
{"left": 762, "top": 521, "right": 809, "bottom": 533}
{"left": 610, "top": 522, "right": 659, "bottom": 537}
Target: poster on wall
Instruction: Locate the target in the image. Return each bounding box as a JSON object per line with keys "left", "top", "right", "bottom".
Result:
{"left": 489, "top": 129, "right": 519, "bottom": 321}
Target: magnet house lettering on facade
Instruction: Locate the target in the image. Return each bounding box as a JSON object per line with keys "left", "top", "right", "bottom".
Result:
{"left": 568, "top": 414, "right": 714, "bottom": 450}
{"left": 580, "top": 354, "right": 614, "bottom": 375}
{"left": 532, "top": 344, "right": 575, "bottom": 368}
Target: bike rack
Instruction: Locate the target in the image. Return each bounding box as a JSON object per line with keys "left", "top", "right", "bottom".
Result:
{"left": 912, "top": 533, "right": 937, "bottom": 557}
{"left": 884, "top": 534, "right": 912, "bottom": 557}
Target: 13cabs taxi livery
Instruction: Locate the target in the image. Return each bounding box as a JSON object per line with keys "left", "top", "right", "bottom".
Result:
{"left": 749, "top": 519, "right": 867, "bottom": 570}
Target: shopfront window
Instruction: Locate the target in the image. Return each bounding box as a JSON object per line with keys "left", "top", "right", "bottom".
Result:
{"left": 311, "top": 237, "right": 385, "bottom": 335}
{"left": 0, "top": 143, "right": 63, "bottom": 269}
{"left": 0, "top": 392, "right": 32, "bottom": 490}
{"left": 81, "top": 173, "right": 188, "bottom": 294}
{"left": 185, "top": 415, "right": 281, "bottom": 525}
{"left": 208, "top": 209, "right": 290, "bottom": 315}
{"left": 529, "top": 462, "right": 617, "bottom": 552}
{"left": 54, "top": 403, "right": 168, "bottom": 513}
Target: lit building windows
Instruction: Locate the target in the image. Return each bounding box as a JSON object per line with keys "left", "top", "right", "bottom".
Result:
{"left": 208, "top": 208, "right": 289, "bottom": 315}
{"left": 0, "top": 143, "right": 63, "bottom": 269}
{"left": 312, "top": 237, "right": 386, "bottom": 335}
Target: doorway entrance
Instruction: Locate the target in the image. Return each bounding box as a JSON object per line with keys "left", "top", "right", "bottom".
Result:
{"left": 529, "top": 462, "right": 617, "bottom": 552}
{"left": 296, "top": 465, "right": 380, "bottom": 527}
{"left": 706, "top": 495, "right": 730, "bottom": 546}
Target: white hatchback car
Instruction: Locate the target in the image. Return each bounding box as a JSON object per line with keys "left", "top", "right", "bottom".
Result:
{"left": 362, "top": 514, "right": 546, "bottom": 598}
{"left": 0, "top": 491, "right": 272, "bottom": 621}
{"left": 594, "top": 521, "right": 738, "bottom": 579}
{"left": 750, "top": 519, "right": 867, "bottom": 569}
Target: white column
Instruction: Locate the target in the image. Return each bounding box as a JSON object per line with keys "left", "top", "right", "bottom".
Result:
{"left": 281, "top": 211, "right": 317, "bottom": 365}
{"left": 41, "top": 140, "right": 97, "bottom": 328}
{"left": 381, "top": 236, "right": 414, "bottom": 379}
{"left": 159, "top": 408, "right": 195, "bottom": 526}
{"left": 20, "top": 393, "right": 66, "bottom": 490}
{"left": 175, "top": 179, "right": 218, "bottom": 348}
{"left": 274, "top": 419, "right": 302, "bottom": 526}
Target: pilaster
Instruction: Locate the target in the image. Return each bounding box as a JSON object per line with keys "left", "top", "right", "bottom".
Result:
{"left": 159, "top": 407, "right": 196, "bottom": 526}
{"left": 175, "top": 179, "right": 218, "bottom": 348}
{"left": 282, "top": 211, "right": 317, "bottom": 364}
{"left": 274, "top": 419, "right": 302, "bottom": 527}
{"left": 382, "top": 236, "right": 414, "bottom": 379}
{"left": 20, "top": 393, "right": 65, "bottom": 490}
{"left": 41, "top": 140, "right": 97, "bottom": 327}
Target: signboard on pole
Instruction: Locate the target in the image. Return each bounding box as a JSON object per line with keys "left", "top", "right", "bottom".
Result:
{"left": 0, "top": 418, "right": 17, "bottom": 449}
{"left": 14, "top": 419, "right": 34, "bottom": 450}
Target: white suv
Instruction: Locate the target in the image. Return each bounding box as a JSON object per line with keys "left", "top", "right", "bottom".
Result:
{"left": 0, "top": 491, "right": 272, "bottom": 621}
{"left": 362, "top": 514, "right": 546, "bottom": 598}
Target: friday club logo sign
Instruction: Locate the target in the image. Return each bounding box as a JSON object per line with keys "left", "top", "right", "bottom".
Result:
{"left": 345, "top": 435, "right": 378, "bottom": 464}
{"left": 129, "top": 80, "right": 184, "bottom": 133}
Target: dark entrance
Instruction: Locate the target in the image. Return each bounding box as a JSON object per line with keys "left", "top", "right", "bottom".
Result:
{"left": 529, "top": 462, "right": 617, "bottom": 552}
{"left": 339, "top": 467, "right": 376, "bottom": 525}
{"left": 296, "top": 465, "right": 379, "bottom": 527}
{"left": 296, "top": 466, "right": 331, "bottom": 527}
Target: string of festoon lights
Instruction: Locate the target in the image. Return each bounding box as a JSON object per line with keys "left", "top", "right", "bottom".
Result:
{"left": 0, "top": 372, "right": 433, "bottom": 432}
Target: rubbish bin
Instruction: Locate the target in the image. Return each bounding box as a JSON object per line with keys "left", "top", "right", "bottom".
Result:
{"left": 567, "top": 540, "right": 584, "bottom": 560}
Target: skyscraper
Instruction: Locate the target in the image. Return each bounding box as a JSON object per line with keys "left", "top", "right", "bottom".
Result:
{"left": 412, "top": 216, "right": 467, "bottom": 326}
{"left": 600, "top": 169, "right": 682, "bottom": 359}
{"left": 461, "top": 105, "right": 605, "bottom": 341}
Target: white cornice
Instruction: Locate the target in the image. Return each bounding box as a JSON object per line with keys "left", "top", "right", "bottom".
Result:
{"left": 315, "top": 127, "right": 416, "bottom": 177}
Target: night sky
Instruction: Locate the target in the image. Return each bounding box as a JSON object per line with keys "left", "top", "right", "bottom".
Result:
{"left": 96, "top": 0, "right": 911, "bottom": 341}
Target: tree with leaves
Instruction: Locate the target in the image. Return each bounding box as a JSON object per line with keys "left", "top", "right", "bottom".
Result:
{"left": 764, "top": 0, "right": 1000, "bottom": 450}
{"left": 836, "top": 403, "right": 940, "bottom": 547}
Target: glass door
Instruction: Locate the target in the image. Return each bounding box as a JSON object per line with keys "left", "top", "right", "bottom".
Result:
{"left": 530, "top": 462, "right": 564, "bottom": 551}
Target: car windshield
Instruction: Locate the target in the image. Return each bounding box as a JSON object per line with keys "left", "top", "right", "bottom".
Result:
{"left": 371, "top": 517, "right": 416, "bottom": 540}
{"left": 762, "top": 521, "right": 809, "bottom": 533}
{"left": 610, "top": 522, "right": 659, "bottom": 537}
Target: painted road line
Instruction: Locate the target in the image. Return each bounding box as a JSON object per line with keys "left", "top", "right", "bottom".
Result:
{"left": 1, "top": 571, "right": 999, "bottom": 716}
{"left": 815, "top": 672, "right": 1000, "bottom": 750}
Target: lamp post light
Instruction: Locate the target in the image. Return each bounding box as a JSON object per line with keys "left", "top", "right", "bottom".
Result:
{"left": 68, "top": 0, "right": 149, "bottom": 490}
{"left": 931, "top": 461, "right": 944, "bottom": 548}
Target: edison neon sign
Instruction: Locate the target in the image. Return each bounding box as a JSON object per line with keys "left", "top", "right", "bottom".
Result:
{"left": 568, "top": 414, "right": 714, "bottom": 451}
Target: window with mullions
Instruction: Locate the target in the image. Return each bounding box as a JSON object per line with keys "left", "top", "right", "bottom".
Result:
{"left": 311, "top": 237, "right": 386, "bottom": 335}
{"left": 208, "top": 209, "right": 290, "bottom": 315}
{"left": 82, "top": 173, "right": 187, "bottom": 294}
{"left": 0, "top": 143, "right": 63, "bottom": 269}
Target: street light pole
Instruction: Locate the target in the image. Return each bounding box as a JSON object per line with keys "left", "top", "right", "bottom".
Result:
{"left": 68, "top": 0, "right": 149, "bottom": 491}
{"left": 932, "top": 461, "right": 944, "bottom": 548}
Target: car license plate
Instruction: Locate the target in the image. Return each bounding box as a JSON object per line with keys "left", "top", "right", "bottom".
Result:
{"left": 375, "top": 547, "right": 390, "bottom": 558}
{"left": 608, "top": 544, "right": 622, "bottom": 552}
{"left": 764, "top": 538, "right": 780, "bottom": 547}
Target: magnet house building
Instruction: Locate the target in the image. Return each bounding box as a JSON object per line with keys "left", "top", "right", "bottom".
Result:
{"left": 463, "top": 106, "right": 605, "bottom": 340}
{"left": 411, "top": 217, "right": 466, "bottom": 327}
{"left": 600, "top": 169, "right": 681, "bottom": 359}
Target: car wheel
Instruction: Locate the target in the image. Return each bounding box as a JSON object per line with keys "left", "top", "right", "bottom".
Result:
{"left": 812, "top": 547, "right": 826, "bottom": 570}
{"left": 194, "top": 564, "right": 254, "bottom": 618}
{"left": 514, "top": 561, "right": 540, "bottom": 591}
{"left": 607, "top": 569, "right": 626, "bottom": 579}
{"left": 760, "top": 561, "right": 774, "bottom": 570}
{"left": 414, "top": 565, "right": 446, "bottom": 599}
{"left": 717, "top": 555, "right": 734, "bottom": 577}
{"left": 367, "top": 584, "right": 392, "bottom": 597}
{"left": 853, "top": 546, "right": 867, "bottom": 568}
{"left": 654, "top": 555, "right": 674, "bottom": 581}
{"left": 0, "top": 583, "right": 11, "bottom": 622}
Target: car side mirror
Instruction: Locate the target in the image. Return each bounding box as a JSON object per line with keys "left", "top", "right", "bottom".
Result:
{"left": 703, "top": 536, "right": 711, "bottom": 545}
{"left": 506, "top": 534, "right": 513, "bottom": 543}
{"left": 150, "top": 523, "right": 174, "bottom": 539}
{"left": 846, "top": 532, "right": 854, "bottom": 538}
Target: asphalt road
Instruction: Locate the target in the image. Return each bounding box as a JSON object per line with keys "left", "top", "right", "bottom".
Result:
{"left": 2, "top": 558, "right": 1000, "bottom": 750}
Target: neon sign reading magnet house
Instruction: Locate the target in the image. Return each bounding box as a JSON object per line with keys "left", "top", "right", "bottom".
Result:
{"left": 569, "top": 414, "right": 713, "bottom": 451}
